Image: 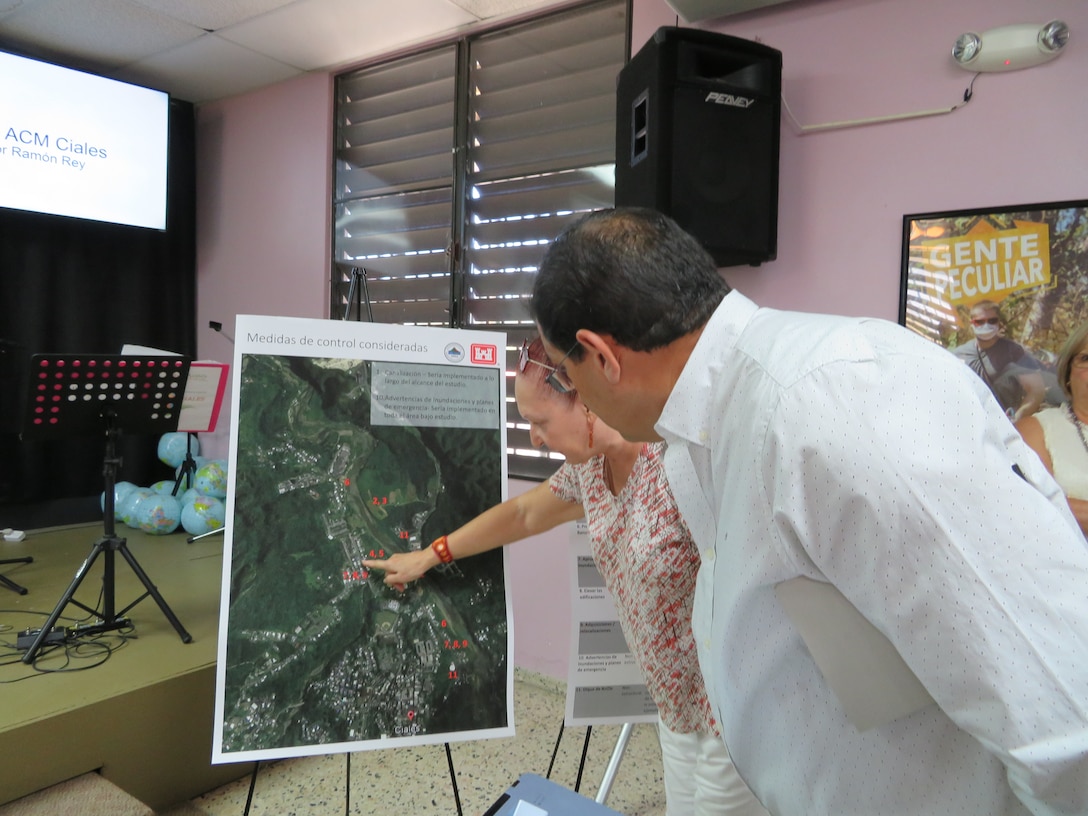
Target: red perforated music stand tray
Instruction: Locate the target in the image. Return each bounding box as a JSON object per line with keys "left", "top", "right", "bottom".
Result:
{"left": 23, "top": 354, "right": 189, "bottom": 439}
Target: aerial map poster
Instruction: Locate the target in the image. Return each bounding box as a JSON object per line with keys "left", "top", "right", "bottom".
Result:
{"left": 212, "top": 315, "right": 512, "bottom": 763}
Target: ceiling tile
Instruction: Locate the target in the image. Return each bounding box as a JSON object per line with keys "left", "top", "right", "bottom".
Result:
{"left": 217, "top": 0, "right": 480, "bottom": 72}
{"left": 0, "top": 0, "right": 578, "bottom": 108}
{"left": 112, "top": 32, "right": 303, "bottom": 102}
{"left": 449, "top": 0, "right": 558, "bottom": 20}
{"left": 128, "top": 0, "right": 299, "bottom": 32}
{"left": 0, "top": 0, "right": 204, "bottom": 68}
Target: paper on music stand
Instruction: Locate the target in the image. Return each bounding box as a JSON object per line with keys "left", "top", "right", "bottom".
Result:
{"left": 176, "top": 362, "right": 228, "bottom": 433}
{"left": 121, "top": 344, "right": 182, "bottom": 356}
{"left": 121, "top": 344, "right": 228, "bottom": 433}
{"left": 774, "top": 576, "right": 935, "bottom": 732}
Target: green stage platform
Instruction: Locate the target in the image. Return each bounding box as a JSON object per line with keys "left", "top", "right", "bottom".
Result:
{"left": 0, "top": 522, "right": 252, "bottom": 811}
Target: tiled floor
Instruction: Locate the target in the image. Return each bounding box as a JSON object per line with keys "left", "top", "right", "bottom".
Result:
{"left": 161, "top": 670, "right": 667, "bottom": 815}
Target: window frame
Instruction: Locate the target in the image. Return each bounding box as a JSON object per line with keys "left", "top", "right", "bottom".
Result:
{"left": 331, "top": 0, "right": 628, "bottom": 480}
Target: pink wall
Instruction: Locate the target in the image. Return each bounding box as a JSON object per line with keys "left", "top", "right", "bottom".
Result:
{"left": 195, "top": 70, "right": 333, "bottom": 457}
{"left": 504, "top": 479, "right": 573, "bottom": 678}
{"left": 195, "top": 0, "right": 1088, "bottom": 680}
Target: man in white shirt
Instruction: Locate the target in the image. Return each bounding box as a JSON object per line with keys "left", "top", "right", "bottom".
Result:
{"left": 529, "top": 207, "right": 1088, "bottom": 816}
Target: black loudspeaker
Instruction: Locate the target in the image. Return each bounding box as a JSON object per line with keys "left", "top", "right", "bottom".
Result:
{"left": 615, "top": 27, "right": 782, "bottom": 267}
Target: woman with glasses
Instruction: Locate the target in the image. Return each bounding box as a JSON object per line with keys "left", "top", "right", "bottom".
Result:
{"left": 1016, "top": 319, "right": 1088, "bottom": 535}
{"left": 363, "top": 337, "right": 767, "bottom": 816}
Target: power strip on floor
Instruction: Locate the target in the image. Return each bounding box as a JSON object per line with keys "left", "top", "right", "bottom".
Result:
{"left": 16, "top": 627, "right": 68, "bottom": 650}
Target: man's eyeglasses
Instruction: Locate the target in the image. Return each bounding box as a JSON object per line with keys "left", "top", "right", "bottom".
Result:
{"left": 545, "top": 341, "right": 580, "bottom": 394}
{"left": 1072, "top": 352, "right": 1088, "bottom": 370}
{"left": 970, "top": 317, "right": 1000, "bottom": 327}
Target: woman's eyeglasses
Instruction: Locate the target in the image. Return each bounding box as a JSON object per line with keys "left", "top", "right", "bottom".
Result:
{"left": 518, "top": 340, "right": 557, "bottom": 375}
{"left": 517, "top": 339, "right": 578, "bottom": 394}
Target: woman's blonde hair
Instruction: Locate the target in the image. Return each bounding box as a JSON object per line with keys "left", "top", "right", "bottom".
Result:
{"left": 1057, "top": 320, "right": 1088, "bottom": 401}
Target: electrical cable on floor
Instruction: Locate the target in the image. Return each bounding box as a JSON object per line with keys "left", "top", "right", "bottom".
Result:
{"left": 0, "top": 609, "right": 136, "bottom": 679}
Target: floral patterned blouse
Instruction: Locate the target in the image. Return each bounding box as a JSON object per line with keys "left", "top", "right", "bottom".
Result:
{"left": 550, "top": 441, "right": 715, "bottom": 733}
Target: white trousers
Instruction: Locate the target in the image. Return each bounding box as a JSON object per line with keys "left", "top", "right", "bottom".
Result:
{"left": 657, "top": 722, "right": 770, "bottom": 816}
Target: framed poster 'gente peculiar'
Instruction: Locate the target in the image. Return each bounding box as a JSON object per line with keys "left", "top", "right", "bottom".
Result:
{"left": 899, "top": 199, "right": 1088, "bottom": 421}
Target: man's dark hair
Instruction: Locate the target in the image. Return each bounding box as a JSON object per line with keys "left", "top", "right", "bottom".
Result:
{"left": 530, "top": 208, "right": 730, "bottom": 359}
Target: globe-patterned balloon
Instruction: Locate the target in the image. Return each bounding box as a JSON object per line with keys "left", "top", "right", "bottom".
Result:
{"left": 181, "top": 496, "right": 226, "bottom": 536}
{"left": 177, "top": 487, "right": 202, "bottom": 508}
{"left": 151, "top": 479, "right": 179, "bottom": 496}
{"left": 157, "top": 432, "right": 200, "bottom": 469}
{"left": 194, "top": 460, "right": 228, "bottom": 498}
{"left": 119, "top": 488, "right": 156, "bottom": 528}
{"left": 102, "top": 480, "right": 138, "bottom": 519}
{"left": 134, "top": 493, "right": 182, "bottom": 535}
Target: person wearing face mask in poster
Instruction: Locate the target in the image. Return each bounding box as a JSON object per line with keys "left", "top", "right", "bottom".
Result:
{"left": 951, "top": 300, "right": 1048, "bottom": 422}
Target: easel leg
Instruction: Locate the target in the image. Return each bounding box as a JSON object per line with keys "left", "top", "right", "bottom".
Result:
{"left": 574, "top": 725, "right": 592, "bottom": 793}
{"left": 546, "top": 721, "right": 564, "bottom": 778}
{"left": 595, "top": 722, "right": 633, "bottom": 805}
{"left": 444, "top": 742, "right": 463, "bottom": 816}
{"left": 546, "top": 718, "right": 632, "bottom": 805}
{"left": 345, "top": 753, "right": 351, "bottom": 816}
{"left": 243, "top": 761, "right": 261, "bottom": 816}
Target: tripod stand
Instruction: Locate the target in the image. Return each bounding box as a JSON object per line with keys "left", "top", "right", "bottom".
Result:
{"left": 171, "top": 431, "right": 199, "bottom": 496}
{"left": 341, "top": 266, "right": 374, "bottom": 322}
{"left": 0, "top": 556, "right": 32, "bottom": 595}
{"left": 20, "top": 353, "right": 194, "bottom": 664}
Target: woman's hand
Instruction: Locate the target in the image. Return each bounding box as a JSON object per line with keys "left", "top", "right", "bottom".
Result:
{"left": 362, "top": 549, "right": 438, "bottom": 591}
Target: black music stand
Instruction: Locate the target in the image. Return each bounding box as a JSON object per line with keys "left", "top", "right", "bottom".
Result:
{"left": 20, "top": 353, "right": 194, "bottom": 664}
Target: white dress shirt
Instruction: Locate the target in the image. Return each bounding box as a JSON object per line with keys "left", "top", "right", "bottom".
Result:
{"left": 656, "top": 291, "right": 1088, "bottom": 816}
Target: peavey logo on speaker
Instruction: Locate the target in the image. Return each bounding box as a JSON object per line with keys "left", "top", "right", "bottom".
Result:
{"left": 704, "top": 91, "right": 755, "bottom": 109}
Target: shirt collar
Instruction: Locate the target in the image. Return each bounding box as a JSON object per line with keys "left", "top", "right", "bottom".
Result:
{"left": 656, "top": 290, "right": 759, "bottom": 446}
